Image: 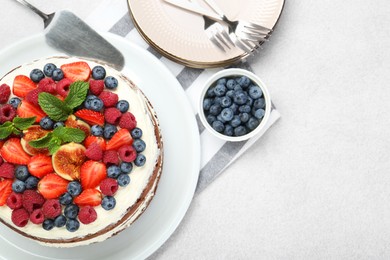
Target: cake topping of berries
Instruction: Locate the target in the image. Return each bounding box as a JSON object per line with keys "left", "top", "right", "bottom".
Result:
{"left": 78, "top": 206, "right": 97, "bottom": 224}
{"left": 80, "top": 160, "right": 107, "bottom": 189}
{"left": 22, "top": 190, "right": 45, "bottom": 213}
{"left": 6, "top": 192, "right": 23, "bottom": 210}
{"left": 0, "top": 84, "right": 11, "bottom": 104}
{"left": 0, "top": 179, "right": 13, "bottom": 206}
{"left": 30, "top": 208, "right": 45, "bottom": 224}
{"left": 0, "top": 162, "right": 15, "bottom": 179}
{"left": 12, "top": 208, "right": 30, "bottom": 227}
{"left": 42, "top": 199, "right": 62, "bottom": 219}
{"left": 37, "top": 174, "right": 69, "bottom": 199}
{"left": 100, "top": 178, "right": 118, "bottom": 196}
{"left": 74, "top": 189, "right": 102, "bottom": 207}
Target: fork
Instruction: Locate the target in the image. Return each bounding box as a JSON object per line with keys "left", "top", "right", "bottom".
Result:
{"left": 14, "top": 0, "right": 54, "bottom": 28}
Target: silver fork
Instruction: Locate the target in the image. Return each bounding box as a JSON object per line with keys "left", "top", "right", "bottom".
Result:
{"left": 14, "top": 0, "right": 55, "bottom": 28}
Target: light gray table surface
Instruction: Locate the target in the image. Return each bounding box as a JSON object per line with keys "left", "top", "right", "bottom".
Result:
{"left": 1, "top": 0, "right": 390, "bottom": 259}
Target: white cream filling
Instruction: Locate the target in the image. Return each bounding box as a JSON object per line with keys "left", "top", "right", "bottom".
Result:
{"left": 0, "top": 57, "right": 161, "bottom": 247}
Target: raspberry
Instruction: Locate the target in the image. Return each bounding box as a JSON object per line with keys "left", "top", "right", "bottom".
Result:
{"left": 56, "top": 78, "right": 73, "bottom": 97}
{"left": 0, "top": 162, "right": 15, "bottom": 179}
{"left": 11, "top": 208, "right": 29, "bottom": 227}
{"left": 42, "top": 199, "right": 62, "bottom": 218}
{"left": 99, "top": 91, "right": 118, "bottom": 107}
{"left": 25, "top": 88, "right": 43, "bottom": 107}
{"left": 6, "top": 192, "right": 23, "bottom": 210}
{"left": 0, "top": 156, "right": 3, "bottom": 165}
{"left": 22, "top": 190, "right": 45, "bottom": 213}
{"left": 38, "top": 77, "right": 57, "bottom": 94}
{"left": 100, "top": 178, "right": 118, "bottom": 196}
{"left": 118, "top": 145, "right": 137, "bottom": 162}
{"left": 85, "top": 142, "right": 103, "bottom": 161}
{"left": 119, "top": 112, "right": 137, "bottom": 130}
{"left": 30, "top": 208, "right": 45, "bottom": 224}
{"left": 0, "top": 84, "right": 11, "bottom": 104}
{"left": 104, "top": 107, "right": 122, "bottom": 125}
{"left": 78, "top": 206, "right": 97, "bottom": 224}
{"left": 0, "top": 104, "right": 16, "bottom": 124}
{"left": 89, "top": 80, "right": 104, "bottom": 96}
{"left": 103, "top": 150, "right": 119, "bottom": 165}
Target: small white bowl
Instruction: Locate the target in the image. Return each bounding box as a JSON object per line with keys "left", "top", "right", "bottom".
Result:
{"left": 199, "top": 68, "right": 271, "bottom": 142}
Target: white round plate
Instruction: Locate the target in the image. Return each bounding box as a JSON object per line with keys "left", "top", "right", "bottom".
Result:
{"left": 0, "top": 32, "right": 200, "bottom": 260}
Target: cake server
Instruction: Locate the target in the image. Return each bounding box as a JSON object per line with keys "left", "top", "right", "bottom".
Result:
{"left": 13, "top": 0, "right": 125, "bottom": 70}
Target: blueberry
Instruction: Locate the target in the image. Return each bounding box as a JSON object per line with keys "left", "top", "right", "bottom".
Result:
{"left": 40, "top": 116, "right": 54, "bottom": 130}
{"left": 230, "top": 103, "right": 238, "bottom": 114}
{"left": 91, "top": 66, "right": 106, "bottom": 80}
{"left": 213, "top": 97, "right": 222, "bottom": 105}
{"left": 212, "top": 120, "right": 224, "bottom": 133}
{"left": 238, "top": 76, "right": 251, "bottom": 88}
{"left": 91, "top": 125, "right": 103, "bottom": 136}
{"left": 246, "top": 97, "right": 253, "bottom": 107}
{"left": 233, "top": 84, "right": 242, "bottom": 91}
{"left": 59, "top": 193, "right": 73, "bottom": 205}
{"left": 234, "top": 126, "right": 247, "bottom": 136}
{"left": 226, "top": 79, "right": 236, "bottom": 89}
{"left": 101, "top": 196, "right": 116, "bottom": 210}
{"left": 15, "top": 166, "right": 30, "bottom": 181}
{"left": 104, "top": 76, "right": 118, "bottom": 89}
{"left": 233, "top": 90, "right": 248, "bottom": 105}
{"left": 66, "top": 219, "right": 80, "bottom": 232}
{"left": 248, "top": 85, "right": 263, "bottom": 99}
{"left": 42, "top": 219, "right": 54, "bottom": 231}
{"left": 12, "top": 180, "right": 26, "bottom": 193}
{"left": 247, "top": 117, "right": 260, "bottom": 130}
{"left": 84, "top": 95, "right": 98, "bottom": 110}
{"left": 133, "top": 139, "right": 146, "bottom": 152}
{"left": 226, "top": 90, "right": 234, "bottom": 98}
{"left": 103, "top": 124, "right": 117, "bottom": 139}
{"left": 116, "top": 100, "right": 129, "bottom": 113}
{"left": 206, "top": 87, "right": 216, "bottom": 98}
{"left": 107, "top": 165, "right": 121, "bottom": 179}
{"left": 117, "top": 174, "right": 130, "bottom": 187}
{"left": 223, "top": 124, "right": 234, "bottom": 136}
{"left": 240, "top": 112, "right": 250, "bottom": 123}
{"left": 134, "top": 154, "right": 146, "bottom": 167}
{"left": 8, "top": 97, "right": 21, "bottom": 109}
{"left": 213, "top": 84, "right": 227, "bottom": 97}
{"left": 25, "top": 176, "right": 39, "bottom": 189}
{"left": 230, "top": 115, "right": 241, "bottom": 128}
{"left": 30, "top": 69, "right": 44, "bottom": 83}
{"left": 253, "top": 98, "right": 265, "bottom": 109}
{"left": 239, "top": 105, "right": 251, "bottom": 113}
{"left": 206, "top": 114, "right": 216, "bottom": 125}
{"left": 217, "top": 114, "right": 226, "bottom": 123}
{"left": 53, "top": 121, "right": 65, "bottom": 129}
{"left": 209, "top": 104, "right": 221, "bottom": 116}
{"left": 67, "top": 181, "right": 82, "bottom": 197}
{"left": 220, "top": 96, "right": 232, "bottom": 108}
{"left": 89, "top": 98, "right": 104, "bottom": 111}
{"left": 52, "top": 68, "right": 64, "bottom": 81}
{"left": 220, "top": 108, "right": 234, "bottom": 122}
{"left": 203, "top": 98, "right": 213, "bottom": 111}
{"left": 54, "top": 215, "right": 67, "bottom": 228}
{"left": 64, "top": 204, "right": 79, "bottom": 219}
{"left": 217, "top": 77, "right": 227, "bottom": 85}
{"left": 120, "top": 162, "right": 133, "bottom": 174}
{"left": 43, "top": 63, "right": 57, "bottom": 77}
{"left": 130, "top": 128, "right": 143, "bottom": 139}
{"left": 253, "top": 109, "right": 265, "bottom": 119}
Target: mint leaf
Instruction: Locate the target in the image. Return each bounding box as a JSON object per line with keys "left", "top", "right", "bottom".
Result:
{"left": 29, "top": 133, "right": 53, "bottom": 148}
{"left": 13, "top": 116, "right": 36, "bottom": 130}
{"left": 38, "top": 92, "right": 72, "bottom": 121}
{"left": 64, "top": 81, "right": 89, "bottom": 109}
{"left": 0, "top": 122, "right": 13, "bottom": 139}
{"left": 53, "top": 127, "right": 85, "bottom": 143}
{"left": 48, "top": 138, "right": 61, "bottom": 154}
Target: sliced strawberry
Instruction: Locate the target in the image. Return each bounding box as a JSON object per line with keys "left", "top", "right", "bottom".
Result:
{"left": 0, "top": 138, "right": 31, "bottom": 165}
{"left": 17, "top": 100, "right": 46, "bottom": 122}
{"left": 12, "top": 75, "right": 37, "bottom": 98}
{"left": 61, "top": 61, "right": 91, "bottom": 82}
{"left": 80, "top": 160, "right": 107, "bottom": 189}
{"left": 28, "top": 154, "right": 54, "bottom": 178}
{"left": 0, "top": 179, "right": 13, "bottom": 206}
{"left": 74, "top": 109, "right": 104, "bottom": 126}
{"left": 84, "top": 136, "right": 106, "bottom": 151}
{"left": 37, "top": 173, "right": 69, "bottom": 199}
{"left": 106, "top": 129, "right": 133, "bottom": 151}
{"left": 74, "top": 189, "right": 102, "bottom": 207}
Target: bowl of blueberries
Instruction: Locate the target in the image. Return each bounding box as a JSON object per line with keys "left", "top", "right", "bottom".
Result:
{"left": 199, "top": 68, "right": 271, "bottom": 142}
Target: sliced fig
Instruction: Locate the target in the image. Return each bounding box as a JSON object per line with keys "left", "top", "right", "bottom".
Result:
{"left": 65, "top": 115, "right": 91, "bottom": 137}
{"left": 21, "top": 125, "right": 50, "bottom": 156}
{"left": 52, "top": 142, "right": 87, "bottom": 181}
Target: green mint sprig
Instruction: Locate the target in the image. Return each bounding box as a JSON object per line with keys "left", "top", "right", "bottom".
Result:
{"left": 0, "top": 116, "right": 36, "bottom": 139}
{"left": 28, "top": 126, "right": 86, "bottom": 154}
{"left": 38, "top": 81, "right": 89, "bottom": 121}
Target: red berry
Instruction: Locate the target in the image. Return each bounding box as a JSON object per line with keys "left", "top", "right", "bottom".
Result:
{"left": 30, "top": 208, "right": 45, "bottom": 224}
{"left": 11, "top": 208, "right": 30, "bottom": 227}
{"left": 0, "top": 138, "right": 31, "bottom": 165}
{"left": 104, "top": 107, "right": 122, "bottom": 125}
{"left": 103, "top": 150, "right": 119, "bottom": 165}
{"left": 0, "top": 162, "right": 15, "bottom": 179}
{"left": 85, "top": 142, "right": 103, "bottom": 161}
{"left": 6, "top": 192, "right": 23, "bottom": 210}
{"left": 12, "top": 75, "right": 37, "bottom": 98}
{"left": 99, "top": 91, "right": 118, "bottom": 107}
{"left": 119, "top": 112, "right": 137, "bottom": 130}
{"left": 22, "top": 190, "right": 45, "bottom": 213}
{"left": 80, "top": 161, "right": 107, "bottom": 190}
{"left": 42, "top": 199, "right": 62, "bottom": 219}
{"left": 56, "top": 78, "right": 73, "bottom": 97}
{"left": 118, "top": 145, "right": 137, "bottom": 162}
{"left": 89, "top": 80, "right": 104, "bottom": 96}
{"left": 100, "top": 178, "right": 118, "bottom": 196}
{"left": 78, "top": 206, "right": 97, "bottom": 224}
{"left": 0, "top": 104, "right": 16, "bottom": 124}
{"left": 38, "top": 78, "right": 57, "bottom": 94}
{"left": 106, "top": 129, "right": 133, "bottom": 151}
{"left": 61, "top": 61, "right": 91, "bottom": 82}
{"left": 25, "top": 88, "right": 44, "bottom": 107}
{"left": 0, "top": 84, "right": 11, "bottom": 104}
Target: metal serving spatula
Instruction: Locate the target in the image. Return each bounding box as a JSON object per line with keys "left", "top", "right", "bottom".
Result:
{"left": 13, "top": 0, "right": 125, "bottom": 70}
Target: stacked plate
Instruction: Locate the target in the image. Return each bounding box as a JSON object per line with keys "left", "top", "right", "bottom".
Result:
{"left": 127, "top": 0, "right": 285, "bottom": 68}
